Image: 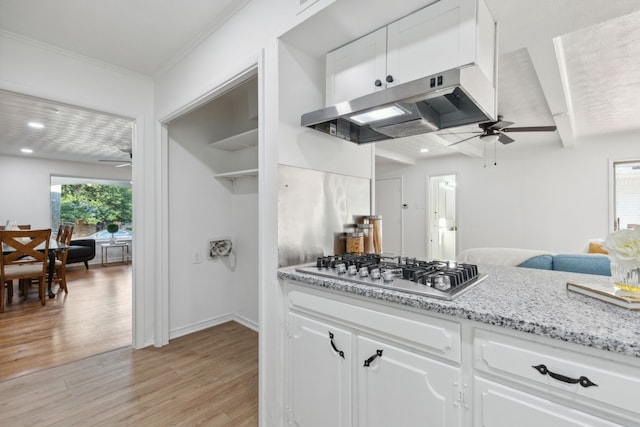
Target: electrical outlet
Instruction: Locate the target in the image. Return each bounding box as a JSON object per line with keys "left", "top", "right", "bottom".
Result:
{"left": 194, "top": 252, "right": 202, "bottom": 264}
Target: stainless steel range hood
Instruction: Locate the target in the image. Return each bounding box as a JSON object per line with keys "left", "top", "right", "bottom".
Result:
{"left": 301, "top": 67, "right": 496, "bottom": 144}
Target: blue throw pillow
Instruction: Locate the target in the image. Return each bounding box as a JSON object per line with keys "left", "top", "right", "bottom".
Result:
{"left": 518, "top": 255, "right": 553, "bottom": 270}
{"left": 552, "top": 254, "right": 611, "bottom": 276}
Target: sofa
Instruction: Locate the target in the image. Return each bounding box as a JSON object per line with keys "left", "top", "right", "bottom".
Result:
{"left": 65, "top": 239, "right": 96, "bottom": 269}
{"left": 456, "top": 247, "right": 611, "bottom": 276}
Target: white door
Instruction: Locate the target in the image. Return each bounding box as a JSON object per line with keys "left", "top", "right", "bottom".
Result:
{"left": 375, "top": 177, "right": 402, "bottom": 256}
{"left": 357, "top": 335, "right": 463, "bottom": 427}
{"left": 325, "top": 27, "right": 387, "bottom": 105}
{"left": 288, "top": 313, "right": 352, "bottom": 427}
{"left": 429, "top": 175, "right": 457, "bottom": 260}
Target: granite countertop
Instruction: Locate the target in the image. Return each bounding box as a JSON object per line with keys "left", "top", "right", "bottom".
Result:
{"left": 278, "top": 264, "right": 640, "bottom": 358}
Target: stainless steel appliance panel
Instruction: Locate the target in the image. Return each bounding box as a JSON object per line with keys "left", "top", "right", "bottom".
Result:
{"left": 278, "top": 165, "right": 370, "bottom": 267}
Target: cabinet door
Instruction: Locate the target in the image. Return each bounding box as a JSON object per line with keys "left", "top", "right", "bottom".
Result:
{"left": 357, "top": 335, "right": 463, "bottom": 427}
{"left": 325, "top": 27, "right": 387, "bottom": 105}
{"left": 288, "top": 312, "right": 352, "bottom": 427}
{"left": 386, "top": 0, "right": 477, "bottom": 87}
{"left": 475, "top": 378, "right": 625, "bottom": 427}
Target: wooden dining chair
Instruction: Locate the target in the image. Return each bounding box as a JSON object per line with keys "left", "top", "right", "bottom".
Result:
{"left": 0, "top": 229, "right": 51, "bottom": 312}
{"left": 53, "top": 224, "right": 74, "bottom": 293}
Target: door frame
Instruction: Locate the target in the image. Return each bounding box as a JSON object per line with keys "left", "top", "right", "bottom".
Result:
{"left": 426, "top": 173, "right": 458, "bottom": 260}
{"left": 374, "top": 176, "right": 404, "bottom": 257}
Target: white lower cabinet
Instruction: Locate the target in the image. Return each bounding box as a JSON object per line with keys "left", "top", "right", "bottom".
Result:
{"left": 283, "top": 282, "right": 640, "bottom": 427}
{"left": 357, "top": 335, "right": 462, "bottom": 427}
{"left": 474, "top": 378, "right": 623, "bottom": 427}
{"left": 288, "top": 312, "right": 352, "bottom": 427}
{"left": 286, "top": 288, "right": 463, "bottom": 427}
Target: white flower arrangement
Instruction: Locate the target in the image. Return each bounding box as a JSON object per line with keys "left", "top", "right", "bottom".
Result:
{"left": 604, "top": 226, "right": 640, "bottom": 268}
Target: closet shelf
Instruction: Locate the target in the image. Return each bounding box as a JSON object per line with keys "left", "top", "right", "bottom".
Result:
{"left": 213, "top": 168, "right": 259, "bottom": 180}
{"left": 209, "top": 128, "right": 258, "bottom": 151}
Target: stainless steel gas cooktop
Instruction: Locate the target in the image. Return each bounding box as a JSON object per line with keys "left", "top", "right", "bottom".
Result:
{"left": 296, "top": 254, "right": 487, "bottom": 300}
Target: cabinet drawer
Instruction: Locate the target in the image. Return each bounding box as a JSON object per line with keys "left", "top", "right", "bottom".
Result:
{"left": 474, "top": 377, "right": 624, "bottom": 427}
{"left": 474, "top": 329, "right": 640, "bottom": 419}
{"left": 289, "top": 289, "right": 461, "bottom": 362}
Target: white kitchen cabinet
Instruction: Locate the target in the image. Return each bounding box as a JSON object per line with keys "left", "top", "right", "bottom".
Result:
{"left": 325, "top": 0, "right": 496, "bottom": 106}
{"left": 325, "top": 27, "right": 387, "bottom": 106}
{"left": 285, "top": 287, "right": 463, "bottom": 427}
{"left": 357, "top": 335, "right": 463, "bottom": 427}
{"left": 473, "top": 329, "right": 640, "bottom": 426}
{"left": 474, "top": 378, "right": 624, "bottom": 427}
{"left": 287, "top": 312, "right": 352, "bottom": 427}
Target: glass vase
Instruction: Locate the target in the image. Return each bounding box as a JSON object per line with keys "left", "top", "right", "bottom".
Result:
{"left": 611, "top": 262, "right": 640, "bottom": 293}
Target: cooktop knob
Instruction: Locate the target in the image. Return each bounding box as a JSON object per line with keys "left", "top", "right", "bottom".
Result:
{"left": 336, "top": 263, "right": 346, "bottom": 274}
{"left": 382, "top": 270, "right": 394, "bottom": 282}
{"left": 347, "top": 265, "right": 357, "bottom": 275}
{"left": 359, "top": 267, "right": 369, "bottom": 277}
{"left": 370, "top": 268, "right": 381, "bottom": 280}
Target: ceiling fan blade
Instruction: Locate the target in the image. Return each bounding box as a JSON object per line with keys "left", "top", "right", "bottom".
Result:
{"left": 99, "top": 159, "right": 126, "bottom": 163}
{"left": 502, "top": 126, "right": 557, "bottom": 133}
{"left": 448, "top": 134, "right": 479, "bottom": 146}
{"left": 114, "top": 163, "right": 132, "bottom": 168}
{"left": 484, "top": 120, "right": 514, "bottom": 131}
{"left": 498, "top": 133, "right": 515, "bottom": 144}
{"left": 439, "top": 132, "right": 482, "bottom": 137}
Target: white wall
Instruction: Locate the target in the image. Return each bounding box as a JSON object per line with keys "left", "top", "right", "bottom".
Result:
{"left": 167, "top": 136, "right": 237, "bottom": 335}
{"left": 0, "top": 31, "right": 156, "bottom": 348}
{"left": 376, "top": 134, "right": 640, "bottom": 257}
{"left": 0, "top": 155, "right": 131, "bottom": 228}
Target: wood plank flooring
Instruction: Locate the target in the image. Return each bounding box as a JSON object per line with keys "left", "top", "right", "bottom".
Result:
{"left": 0, "top": 264, "right": 132, "bottom": 381}
{"left": 0, "top": 321, "right": 258, "bottom": 426}
{"left": 0, "top": 265, "right": 259, "bottom": 426}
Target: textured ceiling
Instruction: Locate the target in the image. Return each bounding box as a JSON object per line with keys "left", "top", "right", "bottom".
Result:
{"left": 0, "top": 90, "right": 134, "bottom": 165}
{"left": 0, "top": 1, "right": 639, "bottom": 166}
{"left": 561, "top": 11, "right": 640, "bottom": 138}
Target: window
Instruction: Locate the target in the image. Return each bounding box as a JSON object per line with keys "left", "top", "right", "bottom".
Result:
{"left": 50, "top": 176, "right": 132, "bottom": 240}
{"left": 612, "top": 160, "right": 640, "bottom": 231}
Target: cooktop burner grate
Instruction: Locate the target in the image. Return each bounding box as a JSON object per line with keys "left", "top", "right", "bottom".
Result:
{"left": 296, "top": 254, "right": 487, "bottom": 300}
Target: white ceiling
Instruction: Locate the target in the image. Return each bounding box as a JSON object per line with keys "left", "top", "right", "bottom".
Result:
{"left": 0, "top": 0, "right": 639, "bottom": 166}
{"left": 0, "top": 0, "right": 249, "bottom": 76}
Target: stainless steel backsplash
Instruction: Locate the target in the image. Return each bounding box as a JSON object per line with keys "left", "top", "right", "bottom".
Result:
{"left": 278, "top": 165, "right": 371, "bottom": 267}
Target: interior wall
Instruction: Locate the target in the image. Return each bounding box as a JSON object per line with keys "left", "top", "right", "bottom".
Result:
{"left": 277, "top": 40, "right": 374, "bottom": 179}
{"left": 0, "top": 155, "right": 132, "bottom": 228}
{"left": 231, "top": 178, "right": 259, "bottom": 325}
{"left": 376, "top": 134, "right": 640, "bottom": 256}
{"left": 167, "top": 135, "right": 237, "bottom": 336}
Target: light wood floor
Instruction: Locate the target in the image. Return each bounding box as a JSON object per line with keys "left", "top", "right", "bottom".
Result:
{"left": 0, "top": 321, "right": 258, "bottom": 426}
{"left": 0, "top": 264, "right": 132, "bottom": 381}
{"left": 0, "top": 265, "right": 259, "bottom": 426}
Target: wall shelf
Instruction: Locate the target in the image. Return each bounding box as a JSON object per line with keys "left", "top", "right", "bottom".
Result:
{"left": 213, "top": 168, "right": 259, "bottom": 180}
{"left": 209, "top": 128, "right": 258, "bottom": 151}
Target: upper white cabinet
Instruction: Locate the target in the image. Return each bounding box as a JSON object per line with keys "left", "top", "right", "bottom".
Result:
{"left": 325, "top": 0, "right": 496, "bottom": 106}
{"left": 326, "top": 27, "right": 388, "bottom": 105}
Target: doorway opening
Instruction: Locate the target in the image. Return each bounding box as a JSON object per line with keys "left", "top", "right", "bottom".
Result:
{"left": 428, "top": 174, "right": 457, "bottom": 260}
{"left": 611, "top": 160, "right": 640, "bottom": 231}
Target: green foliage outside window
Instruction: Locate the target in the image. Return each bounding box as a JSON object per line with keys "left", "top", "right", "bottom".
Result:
{"left": 60, "top": 184, "right": 132, "bottom": 230}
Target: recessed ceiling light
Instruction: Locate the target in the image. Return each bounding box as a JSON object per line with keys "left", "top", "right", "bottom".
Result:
{"left": 420, "top": 148, "right": 430, "bottom": 153}
{"left": 21, "top": 148, "right": 33, "bottom": 154}
{"left": 28, "top": 122, "right": 45, "bottom": 129}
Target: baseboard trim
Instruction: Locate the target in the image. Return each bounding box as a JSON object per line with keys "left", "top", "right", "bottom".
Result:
{"left": 169, "top": 313, "right": 258, "bottom": 340}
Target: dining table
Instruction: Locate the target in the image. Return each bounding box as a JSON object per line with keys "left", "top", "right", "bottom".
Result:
{"left": 2, "top": 238, "right": 68, "bottom": 298}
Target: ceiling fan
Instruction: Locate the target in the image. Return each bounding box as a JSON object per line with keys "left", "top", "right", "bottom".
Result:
{"left": 99, "top": 148, "right": 132, "bottom": 167}
{"left": 447, "top": 116, "right": 557, "bottom": 146}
